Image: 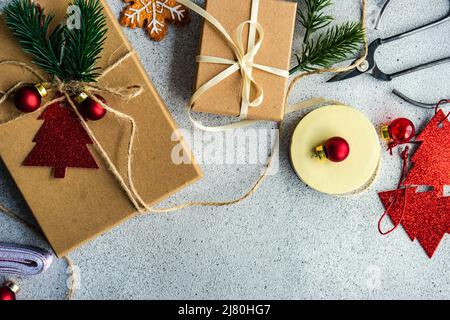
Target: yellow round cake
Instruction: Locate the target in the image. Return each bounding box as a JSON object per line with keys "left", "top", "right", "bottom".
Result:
{"left": 290, "top": 105, "right": 381, "bottom": 195}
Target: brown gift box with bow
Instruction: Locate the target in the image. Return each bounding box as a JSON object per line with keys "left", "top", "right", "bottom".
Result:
{"left": 0, "top": 0, "right": 202, "bottom": 256}
{"left": 192, "top": 0, "right": 297, "bottom": 121}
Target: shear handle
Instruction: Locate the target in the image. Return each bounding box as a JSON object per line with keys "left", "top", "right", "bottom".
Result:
{"left": 381, "top": 13, "right": 450, "bottom": 45}
{"left": 389, "top": 56, "right": 450, "bottom": 80}
{"left": 393, "top": 90, "right": 437, "bottom": 109}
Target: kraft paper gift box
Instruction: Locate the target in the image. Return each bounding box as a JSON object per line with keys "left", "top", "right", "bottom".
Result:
{"left": 192, "top": 0, "right": 297, "bottom": 121}
{"left": 0, "top": 0, "right": 202, "bottom": 256}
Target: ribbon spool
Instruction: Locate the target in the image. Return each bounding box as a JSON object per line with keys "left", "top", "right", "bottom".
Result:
{"left": 0, "top": 242, "right": 53, "bottom": 276}
{"left": 290, "top": 105, "right": 381, "bottom": 195}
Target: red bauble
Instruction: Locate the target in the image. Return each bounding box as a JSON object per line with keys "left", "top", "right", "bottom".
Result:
{"left": 0, "top": 282, "right": 19, "bottom": 301}
{"left": 384, "top": 118, "right": 415, "bottom": 143}
{"left": 324, "top": 137, "right": 350, "bottom": 162}
{"left": 78, "top": 95, "right": 107, "bottom": 121}
{"left": 14, "top": 86, "right": 42, "bottom": 113}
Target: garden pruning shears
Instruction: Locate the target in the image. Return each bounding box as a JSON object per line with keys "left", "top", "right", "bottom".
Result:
{"left": 328, "top": 1, "right": 450, "bottom": 82}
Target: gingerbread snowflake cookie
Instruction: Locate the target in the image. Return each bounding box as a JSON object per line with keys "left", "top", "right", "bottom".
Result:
{"left": 120, "top": 0, "right": 190, "bottom": 41}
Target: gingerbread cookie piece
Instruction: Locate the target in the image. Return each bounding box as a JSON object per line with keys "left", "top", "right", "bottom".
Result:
{"left": 120, "top": 0, "right": 189, "bottom": 41}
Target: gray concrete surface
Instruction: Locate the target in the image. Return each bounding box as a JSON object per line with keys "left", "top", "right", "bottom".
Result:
{"left": 1, "top": 0, "right": 450, "bottom": 300}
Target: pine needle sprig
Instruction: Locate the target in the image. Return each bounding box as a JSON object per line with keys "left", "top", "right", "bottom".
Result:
{"left": 293, "top": 22, "right": 365, "bottom": 73}
{"left": 298, "top": 0, "right": 333, "bottom": 44}
{"left": 290, "top": 0, "right": 365, "bottom": 75}
{"left": 3, "top": 0, "right": 65, "bottom": 79}
{"left": 62, "top": 0, "right": 107, "bottom": 82}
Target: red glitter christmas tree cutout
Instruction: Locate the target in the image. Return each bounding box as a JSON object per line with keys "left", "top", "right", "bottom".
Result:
{"left": 379, "top": 188, "right": 450, "bottom": 258}
{"left": 378, "top": 110, "right": 450, "bottom": 258}
{"left": 23, "top": 100, "right": 98, "bottom": 178}
{"left": 404, "top": 110, "right": 450, "bottom": 196}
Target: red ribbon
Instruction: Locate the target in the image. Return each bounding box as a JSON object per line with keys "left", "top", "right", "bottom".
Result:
{"left": 436, "top": 99, "right": 450, "bottom": 125}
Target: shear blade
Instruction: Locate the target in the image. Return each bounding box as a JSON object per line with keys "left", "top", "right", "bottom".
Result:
{"left": 327, "top": 68, "right": 364, "bottom": 83}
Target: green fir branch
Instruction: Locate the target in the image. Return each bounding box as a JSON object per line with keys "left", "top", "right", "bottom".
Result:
{"left": 3, "top": 0, "right": 65, "bottom": 79}
{"left": 4, "top": 0, "right": 107, "bottom": 82}
{"left": 290, "top": 0, "right": 365, "bottom": 75}
{"left": 293, "top": 22, "right": 365, "bottom": 73}
{"left": 298, "top": 0, "right": 333, "bottom": 44}
{"left": 62, "top": 0, "right": 107, "bottom": 82}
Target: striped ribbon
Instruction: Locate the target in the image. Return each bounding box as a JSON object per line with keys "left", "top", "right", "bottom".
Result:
{"left": 0, "top": 243, "right": 53, "bottom": 276}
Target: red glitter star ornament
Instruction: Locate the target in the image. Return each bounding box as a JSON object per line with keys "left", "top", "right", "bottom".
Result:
{"left": 23, "top": 100, "right": 99, "bottom": 178}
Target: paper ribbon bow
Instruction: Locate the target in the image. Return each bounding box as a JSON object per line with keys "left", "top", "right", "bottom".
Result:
{"left": 177, "top": 0, "right": 289, "bottom": 122}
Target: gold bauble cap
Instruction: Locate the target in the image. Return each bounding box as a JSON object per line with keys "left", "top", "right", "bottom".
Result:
{"left": 314, "top": 145, "right": 327, "bottom": 161}
{"left": 5, "top": 281, "right": 20, "bottom": 294}
{"left": 34, "top": 83, "right": 48, "bottom": 98}
{"left": 74, "top": 92, "right": 89, "bottom": 104}
{"left": 380, "top": 125, "right": 391, "bottom": 140}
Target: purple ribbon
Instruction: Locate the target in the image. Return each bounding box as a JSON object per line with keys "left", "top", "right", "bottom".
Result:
{"left": 0, "top": 243, "right": 53, "bottom": 276}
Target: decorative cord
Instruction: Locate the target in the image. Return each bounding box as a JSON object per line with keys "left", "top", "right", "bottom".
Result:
{"left": 435, "top": 99, "right": 450, "bottom": 125}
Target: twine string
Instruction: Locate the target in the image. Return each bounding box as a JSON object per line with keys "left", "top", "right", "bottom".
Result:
{"left": 63, "top": 92, "right": 149, "bottom": 212}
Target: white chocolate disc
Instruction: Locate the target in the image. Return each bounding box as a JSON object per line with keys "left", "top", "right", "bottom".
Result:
{"left": 290, "top": 105, "right": 381, "bottom": 195}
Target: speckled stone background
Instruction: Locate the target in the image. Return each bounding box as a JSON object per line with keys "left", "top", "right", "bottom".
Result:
{"left": 1, "top": 0, "right": 450, "bottom": 300}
